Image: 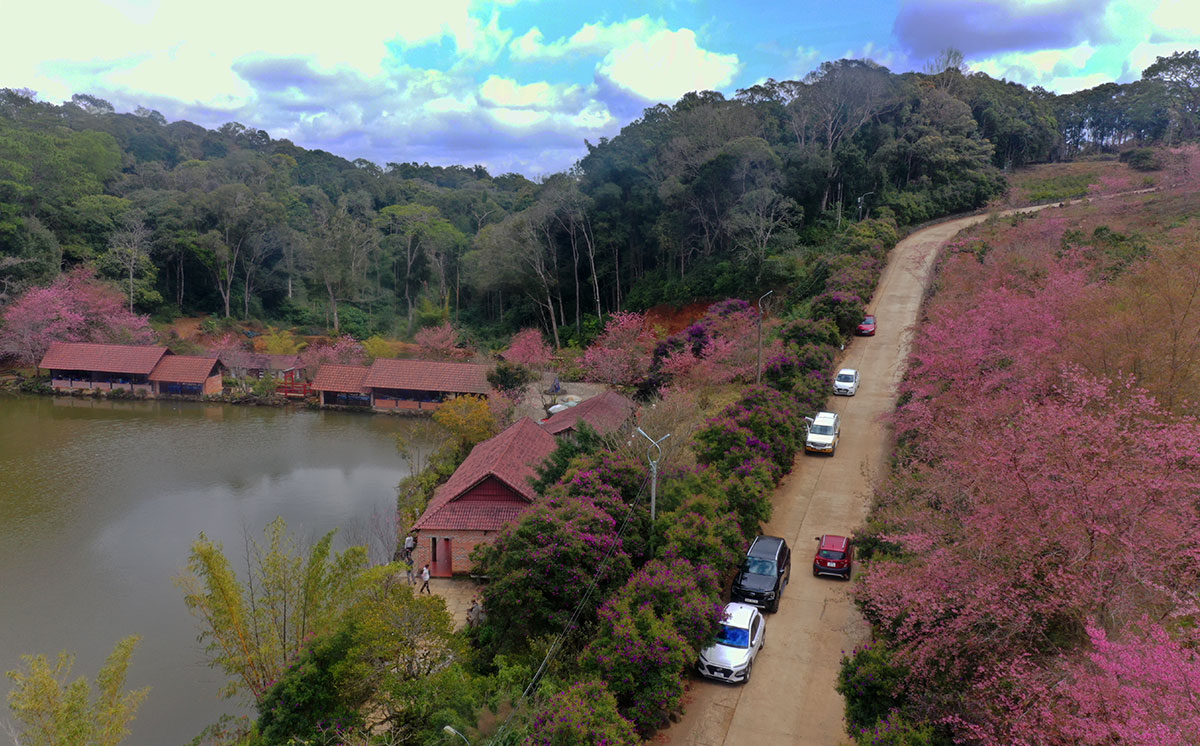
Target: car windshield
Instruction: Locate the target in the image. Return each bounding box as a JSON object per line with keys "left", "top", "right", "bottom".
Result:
{"left": 863, "top": 316, "right": 874, "bottom": 323}
{"left": 810, "top": 424, "right": 834, "bottom": 435}
{"left": 744, "top": 558, "right": 777, "bottom": 576}
{"left": 837, "top": 373, "right": 855, "bottom": 382}
{"left": 818, "top": 549, "right": 846, "bottom": 560}
{"left": 716, "top": 623, "right": 750, "bottom": 648}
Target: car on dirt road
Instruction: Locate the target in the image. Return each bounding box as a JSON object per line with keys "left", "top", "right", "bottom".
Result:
{"left": 731, "top": 535, "right": 791, "bottom": 612}
{"left": 856, "top": 314, "right": 877, "bottom": 335}
{"left": 697, "top": 602, "right": 765, "bottom": 684}
{"left": 812, "top": 534, "right": 853, "bottom": 580}
{"left": 804, "top": 411, "right": 840, "bottom": 455}
{"left": 834, "top": 368, "right": 860, "bottom": 396}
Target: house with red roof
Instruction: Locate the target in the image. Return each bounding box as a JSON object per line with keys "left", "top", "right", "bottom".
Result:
{"left": 364, "top": 358, "right": 490, "bottom": 412}
{"left": 411, "top": 417, "right": 557, "bottom": 576}
{"left": 541, "top": 390, "right": 638, "bottom": 438}
{"left": 311, "top": 364, "right": 371, "bottom": 407}
{"left": 311, "top": 358, "right": 492, "bottom": 411}
{"left": 40, "top": 342, "right": 168, "bottom": 395}
{"left": 149, "top": 355, "right": 224, "bottom": 397}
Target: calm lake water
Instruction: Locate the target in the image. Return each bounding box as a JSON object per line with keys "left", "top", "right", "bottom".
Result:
{"left": 0, "top": 394, "right": 415, "bottom": 744}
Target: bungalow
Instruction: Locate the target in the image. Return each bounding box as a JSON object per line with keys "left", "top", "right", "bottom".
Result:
{"left": 541, "top": 390, "right": 638, "bottom": 438}
{"left": 411, "top": 417, "right": 557, "bottom": 576}
{"left": 364, "top": 358, "right": 490, "bottom": 411}
{"left": 39, "top": 342, "right": 168, "bottom": 395}
{"left": 148, "top": 355, "right": 224, "bottom": 397}
{"left": 311, "top": 364, "right": 371, "bottom": 407}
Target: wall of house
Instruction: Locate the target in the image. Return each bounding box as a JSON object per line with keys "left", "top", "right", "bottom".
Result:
{"left": 203, "top": 374, "right": 223, "bottom": 396}
{"left": 411, "top": 529, "right": 497, "bottom": 576}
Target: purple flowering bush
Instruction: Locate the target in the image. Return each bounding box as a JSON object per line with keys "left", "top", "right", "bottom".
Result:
{"left": 470, "top": 500, "right": 632, "bottom": 656}
{"left": 656, "top": 495, "right": 745, "bottom": 574}
{"left": 613, "top": 558, "right": 724, "bottom": 651}
{"left": 580, "top": 595, "right": 693, "bottom": 736}
{"left": 810, "top": 290, "right": 867, "bottom": 338}
{"left": 523, "top": 679, "right": 639, "bottom": 746}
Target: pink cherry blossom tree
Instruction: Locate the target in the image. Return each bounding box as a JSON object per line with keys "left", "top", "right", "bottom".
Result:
{"left": 0, "top": 267, "right": 154, "bottom": 366}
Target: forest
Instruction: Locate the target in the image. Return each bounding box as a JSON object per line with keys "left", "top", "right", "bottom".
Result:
{"left": 2, "top": 50, "right": 1196, "bottom": 358}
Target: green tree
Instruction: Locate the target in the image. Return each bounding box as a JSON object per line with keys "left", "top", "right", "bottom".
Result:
{"left": 5, "top": 635, "right": 148, "bottom": 746}
{"left": 432, "top": 394, "right": 497, "bottom": 449}
{"left": 175, "top": 517, "right": 368, "bottom": 703}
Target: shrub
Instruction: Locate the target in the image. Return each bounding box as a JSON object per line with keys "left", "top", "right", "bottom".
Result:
{"left": 471, "top": 500, "right": 632, "bottom": 656}
{"left": 657, "top": 495, "right": 745, "bottom": 576}
{"left": 256, "top": 626, "right": 363, "bottom": 742}
{"left": 810, "top": 290, "right": 866, "bottom": 338}
{"left": 523, "top": 679, "right": 639, "bottom": 746}
{"left": 838, "top": 642, "right": 910, "bottom": 732}
{"left": 1120, "top": 147, "right": 1163, "bottom": 172}
{"left": 580, "top": 596, "right": 693, "bottom": 736}
{"left": 611, "top": 557, "right": 724, "bottom": 651}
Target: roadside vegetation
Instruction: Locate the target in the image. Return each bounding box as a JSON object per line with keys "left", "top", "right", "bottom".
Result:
{"left": 844, "top": 147, "right": 1200, "bottom": 746}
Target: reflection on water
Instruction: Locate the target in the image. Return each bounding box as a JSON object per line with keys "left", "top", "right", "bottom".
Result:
{"left": 0, "top": 394, "right": 416, "bottom": 745}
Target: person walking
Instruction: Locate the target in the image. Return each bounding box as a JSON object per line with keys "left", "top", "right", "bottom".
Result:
{"left": 419, "top": 564, "right": 431, "bottom": 594}
{"left": 404, "top": 556, "right": 416, "bottom": 585}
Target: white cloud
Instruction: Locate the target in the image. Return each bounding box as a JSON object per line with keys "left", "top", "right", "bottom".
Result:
{"left": 598, "top": 27, "right": 740, "bottom": 101}
{"left": 841, "top": 41, "right": 903, "bottom": 70}
{"left": 479, "top": 75, "right": 580, "bottom": 108}
{"left": 971, "top": 43, "right": 1106, "bottom": 92}
{"left": 508, "top": 16, "right": 665, "bottom": 61}
{"left": 1151, "top": 0, "right": 1200, "bottom": 38}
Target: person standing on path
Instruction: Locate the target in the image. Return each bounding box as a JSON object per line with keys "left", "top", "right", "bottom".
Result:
{"left": 404, "top": 556, "right": 416, "bottom": 585}
{"left": 419, "top": 564, "right": 431, "bottom": 594}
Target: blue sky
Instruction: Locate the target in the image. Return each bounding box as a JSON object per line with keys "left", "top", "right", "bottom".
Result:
{"left": 3, "top": 0, "right": 1198, "bottom": 176}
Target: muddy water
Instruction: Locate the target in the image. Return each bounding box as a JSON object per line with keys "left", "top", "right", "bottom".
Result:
{"left": 0, "top": 394, "right": 417, "bottom": 744}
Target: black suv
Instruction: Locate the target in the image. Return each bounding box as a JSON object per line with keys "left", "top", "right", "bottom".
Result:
{"left": 731, "top": 535, "right": 791, "bottom": 612}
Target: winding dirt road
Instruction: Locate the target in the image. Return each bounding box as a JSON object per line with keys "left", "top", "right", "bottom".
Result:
{"left": 663, "top": 212, "right": 1008, "bottom": 746}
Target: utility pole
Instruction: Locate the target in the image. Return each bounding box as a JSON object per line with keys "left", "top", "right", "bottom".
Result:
{"left": 756, "top": 290, "right": 773, "bottom": 385}
{"left": 636, "top": 427, "right": 670, "bottom": 521}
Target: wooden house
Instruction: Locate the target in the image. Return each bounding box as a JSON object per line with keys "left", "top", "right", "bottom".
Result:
{"left": 39, "top": 342, "right": 168, "bottom": 395}
{"left": 411, "top": 417, "right": 557, "bottom": 576}
{"left": 148, "top": 355, "right": 224, "bottom": 397}
{"left": 363, "top": 358, "right": 490, "bottom": 411}
{"left": 311, "top": 364, "right": 371, "bottom": 407}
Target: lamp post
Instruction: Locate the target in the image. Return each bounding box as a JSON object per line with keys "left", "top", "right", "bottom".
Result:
{"left": 856, "top": 191, "right": 874, "bottom": 221}
{"left": 443, "top": 726, "right": 471, "bottom": 746}
{"left": 756, "top": 290, "right": 774, "bottom": 384}
{"left": 636, "top": 427, "right": 670, "bottom": 521}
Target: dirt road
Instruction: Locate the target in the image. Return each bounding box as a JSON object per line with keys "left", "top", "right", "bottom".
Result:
{"left": 663, "top": 213, "right": 1002, "bottom": 746}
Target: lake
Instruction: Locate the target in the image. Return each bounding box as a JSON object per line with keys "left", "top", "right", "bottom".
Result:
{"left": 0, "top": 394, "right": 416, "bottom": 744}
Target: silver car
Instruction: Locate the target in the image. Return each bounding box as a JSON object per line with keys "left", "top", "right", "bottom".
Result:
{"left": 697, "top": 602, "right": 765, "bottom": 684}
{"left": 833, "top": 368, "right": 860, "bottom": 396}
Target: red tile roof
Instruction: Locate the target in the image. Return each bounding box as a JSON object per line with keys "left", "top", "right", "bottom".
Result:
{"left": 413, "top": 417, "right": 557, "bottom": 532}
{"left": 311, "top": 364, "right": 369, "bottom": 394}
{"left": 541, "top": 390, "right": 637, "bottom": 436}
{"left": 149, "top": 355, "right": 221, "bottom": 384}
{"left": 204, "top": 350, "right": 300, "bottom": 372}
{"left": 364, "top": 358, "right": 490, "bottom": 395}
{"left": 39, "top": 342, "right": 168, "bottom": 375}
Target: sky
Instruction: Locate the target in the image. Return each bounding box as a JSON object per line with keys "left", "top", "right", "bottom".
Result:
{"left": 2, "top": 0, "right": 1199, "bottom": 176}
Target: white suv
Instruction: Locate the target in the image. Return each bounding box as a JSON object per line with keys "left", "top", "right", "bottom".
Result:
{"left": 833, "top": 368, "right": 860, "bottom": 396}
{"left": 697, "top": 602, "right": 765, "bottom": 684}
{"left": 804, "top": 411, "right": 840, "bottom": 455}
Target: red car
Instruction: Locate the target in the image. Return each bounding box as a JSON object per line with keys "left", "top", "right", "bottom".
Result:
{"left": 856, "top": 315, "right": 876, "bottom": 336}
{"left": 812, "top": 534, "right": 853, "bottom": 580}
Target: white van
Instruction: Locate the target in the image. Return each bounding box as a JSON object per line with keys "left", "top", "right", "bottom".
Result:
{"left": 804, "top": 411, "right": 840, "bottom": 455}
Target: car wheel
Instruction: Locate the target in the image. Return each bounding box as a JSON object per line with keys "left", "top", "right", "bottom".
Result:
{"left": 769, "top": 597, "right": 779, "bottom": 613}
{"left": 743, "top": 660, "right": 753, "bottom": 684}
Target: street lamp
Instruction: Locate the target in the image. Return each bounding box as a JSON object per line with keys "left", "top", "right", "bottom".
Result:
{"left": 856, "top": 191, "right": 874, "bottom": 221}
{"left": 443, "top": 726, "right": 471, "bottom": 746}
{"left": 636, "top": 427, "right": 670, "bottom": 521}
{"left": 756, "top": 290, "right": 774, "bottom": 384}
